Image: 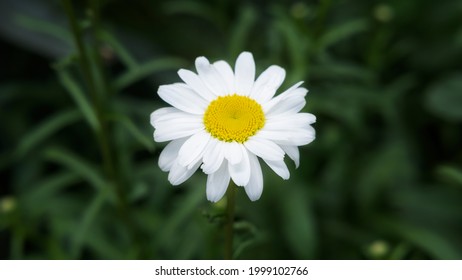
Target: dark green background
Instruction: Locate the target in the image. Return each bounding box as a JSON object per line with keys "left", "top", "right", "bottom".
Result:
{"left": 1, "top": 0, "right": 462, "bottom": 259}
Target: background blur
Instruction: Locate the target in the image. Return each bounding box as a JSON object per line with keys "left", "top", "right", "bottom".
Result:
{"left": 1, "top": 0, "right": 462, "bottom": 260}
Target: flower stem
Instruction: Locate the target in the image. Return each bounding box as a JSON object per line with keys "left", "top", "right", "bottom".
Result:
{"left": 62, "top": 0, "right": 141, "bottom": 256}
{"left": 224, "top": 182, "right": 236, "bottom": 260}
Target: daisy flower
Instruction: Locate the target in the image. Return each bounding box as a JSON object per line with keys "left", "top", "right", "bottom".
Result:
{"left": 150, "top": 52, "right": 315, "bottom": 202}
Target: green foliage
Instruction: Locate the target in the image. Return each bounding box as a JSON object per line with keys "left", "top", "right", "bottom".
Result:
{"left": 1, "top": 0, "right": 462, "bottom": 260}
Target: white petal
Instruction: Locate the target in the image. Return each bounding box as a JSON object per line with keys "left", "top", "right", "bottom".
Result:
{"left": 177, "top": 130, "right": 210, "bottom": 168}
{"left": 223, "top": 141, "right": 242, "bottom": 165}
{"left": 256, "top": 130, "right": 289, "bottom": 142}
{"left": 244, "top": 154, "right": 263, "bottom": 201}
{"left": 261, "top": 128, "right": 315, "bottom": 146}
{"left": 244, "top": 136, "right": 285, "bottom": 161}
{"left": 168, "top": 160, "right": 201, "bottom": 185}
{"left": 195, "top": 56, "right": 227, "bottom": 96}
{"left": 250, "top": 65, "right": 286, "bottom": 103}
{"left": 263, "top": 81, "right": 305, "bottom": 112}
{"left": 154, "top": 121, "right": 204, "bottom": 142}
{"left": 151, "top": 107, "right": 202, "bottom": 128}
{"left": 158, "top": 138, "right": 188, "bottom": 171}
{"left": 206, "top": 161, "right": 231, "bottom": 202}
{"left": 263, "top": 159, "right": 290, "bottom": 180}
{"left": 201, "top": 138, "right": 225, "bottom": 174}
{"left": 280, "top": 145, "right": 300, "bottom": 168}
{"left": 158, "top": 83, "right": 208, "bottom": 114}
{"left": 265, "top": 87, "right": 308, "bottom": 116}
{"left": 150, "top": 107, "right": 178, "bottom": 127}
{"left": 178, "top": 69, "right": 216, "bottom": 101}
{"left": 264, "top": 113, "right": 316, "bottom": 133}
{"left": 213, "top": 60, "right": 235, "bottom": 94}
{"left": 266, "top": 112, "right": 316, "bottom": 126}
{"left": 234, "top": 52, "right": 255, "bottom": 96}
{"left": 228, "top": 145, "right": 251, "bottom": 186}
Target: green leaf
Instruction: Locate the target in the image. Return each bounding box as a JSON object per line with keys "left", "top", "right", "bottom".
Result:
{"left": 16, "top": 110, "right": 82, "bottom": 157}
{"left": 273, "top": 12, "right": 308, "bottom": 82}
{"left": 281, "top": 188, "right": 317, "bottom": 259}
{"left": 23, "top": 172, "right": 79, "bottom": 207}
{"left": 425, "top": 74, "right": 462, "bottom": 121}
{"left": 108, "top": 114, "right": 155, "bottom": 151}
{"left": 162, "top": 1, "right": 217, "bottom": 25}
{"left": 318, "top": 19, "right": 368, "bottom": 50}
{"left": 42, "top": 147, "right": 108, "bottom": 192}
{"left": 377, "top": 217, "right": 462, "bottom": 259}
{"left": 14, "top": 14, "right": 71, "bottom": 42}
{"left": 71, "top": 190, "right": 108, "bottom": 258}
{"left": 114, "top": 57, "right": 186, "bottom": 90}
{"left": 436, "top": 165, "right": 462, "bottom": 187}
{"left": 156, "top": 184, "right": 204, "bottom": 248}
{"left": 56, "top": 70, "right": 99, "bottom": 130}
{"left": 229, "top": 5, "right": 257, "bottom": 58}
{"left": 99, "top": 30, "right": 138, "bottom": 69}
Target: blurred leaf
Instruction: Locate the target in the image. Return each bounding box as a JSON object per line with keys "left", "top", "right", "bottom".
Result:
{"left": 357, "top": 140, "right": 416, "bottom": 211}
{"left": 310, "top": 61, "right": 374, "bottom": 82}
{"left": 56, "top": 70, "right": 99, "bottom": 130}
{"left": 71, "top": 190, "right": 108, "bottom": 258}
{"left": 156, "top": 184, "right": 204, "bottom": 248}
{"left": 99, "top": 30, "right": 137, "bottom": 69}
{"left": 436, "top": 165, "right": 462, "bottom": 187}
{"left": 388, "top": 243, "right": 412, "bottom": 260}
{"left": 229, "top": 5, "right": 257, "bottom": 58}
{"left": 42, "top": 147, "right": 108, "bottom": 192}
{"left": 15, "top": 14, "right": 70, "bottom": 42}
{"left": 16, "top": 110, "right": 82, "bottom": 157}
{"left": 273, "top": 10, "right": 308, "bottom": 82}
{"left": 162, "top": 0, "right": 218, "bottom": 25}
{"left": 280, "top": 188, "right": 317, "bottom": 259}
{"left": 0, "top": 0, "right": 72, "bottom": 57}
{"left": 114, "top": 57, "right": 185, "bottom": 90}
{"left": 318, "top": 19, "right": 368, "bottom": 50}
{"left": 233, "top": 221, "right": 266, "bottom": 259}
{"left": 22, "top": 172, "right": 79, "bottom": 209}
{"left": 108, "top": 114, "right": 155, "bottom": 151}
{"left": 377, "top": 217, "right": 462, "bottom": 259}
{"left": 425, "top": 74, "right": 462, "bottom": 121}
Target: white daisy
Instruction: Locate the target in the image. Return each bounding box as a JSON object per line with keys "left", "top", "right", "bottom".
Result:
{"left": 150, "top": 52, "right": 316, "bottom": 202}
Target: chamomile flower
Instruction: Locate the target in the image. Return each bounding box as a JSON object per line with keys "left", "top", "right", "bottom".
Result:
{"left": 150, "top": 52, "right": 315, "bottom": 202}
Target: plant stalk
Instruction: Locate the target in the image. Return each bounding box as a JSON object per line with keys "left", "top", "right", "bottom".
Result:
{"left": 224, "top": 182, "right": 236, "bottom": 260}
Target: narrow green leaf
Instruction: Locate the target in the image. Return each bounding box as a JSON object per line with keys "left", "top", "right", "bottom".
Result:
{"left": 229, "top": 6, "right": 257, "bottom": 57}
{"left": 108, "top": 114, "right": 155, "bottom": 151}
{"left": 42, "top": 147, "right": 107, "bottom": 192}
{"left": 71, "top": 190, "right": 108, "bottom": 258}
{"left": 425, "top": 74, "right": 462, "bottom": 121}
{"left": 99, "top": 31, "right": 138, "bottom": 69}
{"left": 162, "top": 1, "right": 217, "bottom": 24}
{"left": 23, "top": 172, "right": 79, "bottom": 206}
{"left": 318, "top": 19, "right": 368, "bottom": 50}
{"left": 56, "top": 70, "right": 99, "bottom": 130}
{"left": 281, "top": 188, "right": 317, "bottom": 259}
{"left": 378, "top": 217, "right": 462, "bottom": 259}
{"left": 436, "top": 165, "right": 462, "bottom": 187}
{"left": 114, "top": 57, "right": 186, "bottom": 90}
{"left": 156, "top": 185, "right": 204, "bottom": 247}
{"left": 14, "top": 14, "right": 71, "bottom": 42}
{"left": 16, "top": 110, "right": 82, "bottom": 157}
{"left": 274, "top": 15, "right": 307, "bottom": 82}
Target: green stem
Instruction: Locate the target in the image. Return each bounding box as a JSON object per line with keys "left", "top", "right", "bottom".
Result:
{"left": 62, "top": 0, "right": 139, "bottom": 256}
{"left": 224, "top": 182, "right": 236, "bottom": 260}
{"left": 62, "top": 0, "right": 121, "bottom": 205}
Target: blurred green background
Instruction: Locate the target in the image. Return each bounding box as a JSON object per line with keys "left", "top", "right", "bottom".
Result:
{"left": 1, "top": 0, "right": 462, "bottom": 260}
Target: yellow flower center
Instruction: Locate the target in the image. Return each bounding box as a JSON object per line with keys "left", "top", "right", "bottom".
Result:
{"left": 203, "top": 94, "right": 265, "bottom": 143}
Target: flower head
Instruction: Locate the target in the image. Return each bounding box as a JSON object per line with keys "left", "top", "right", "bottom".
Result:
{"left": 150, "top": 52, "right": 315, "bottom": 202}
